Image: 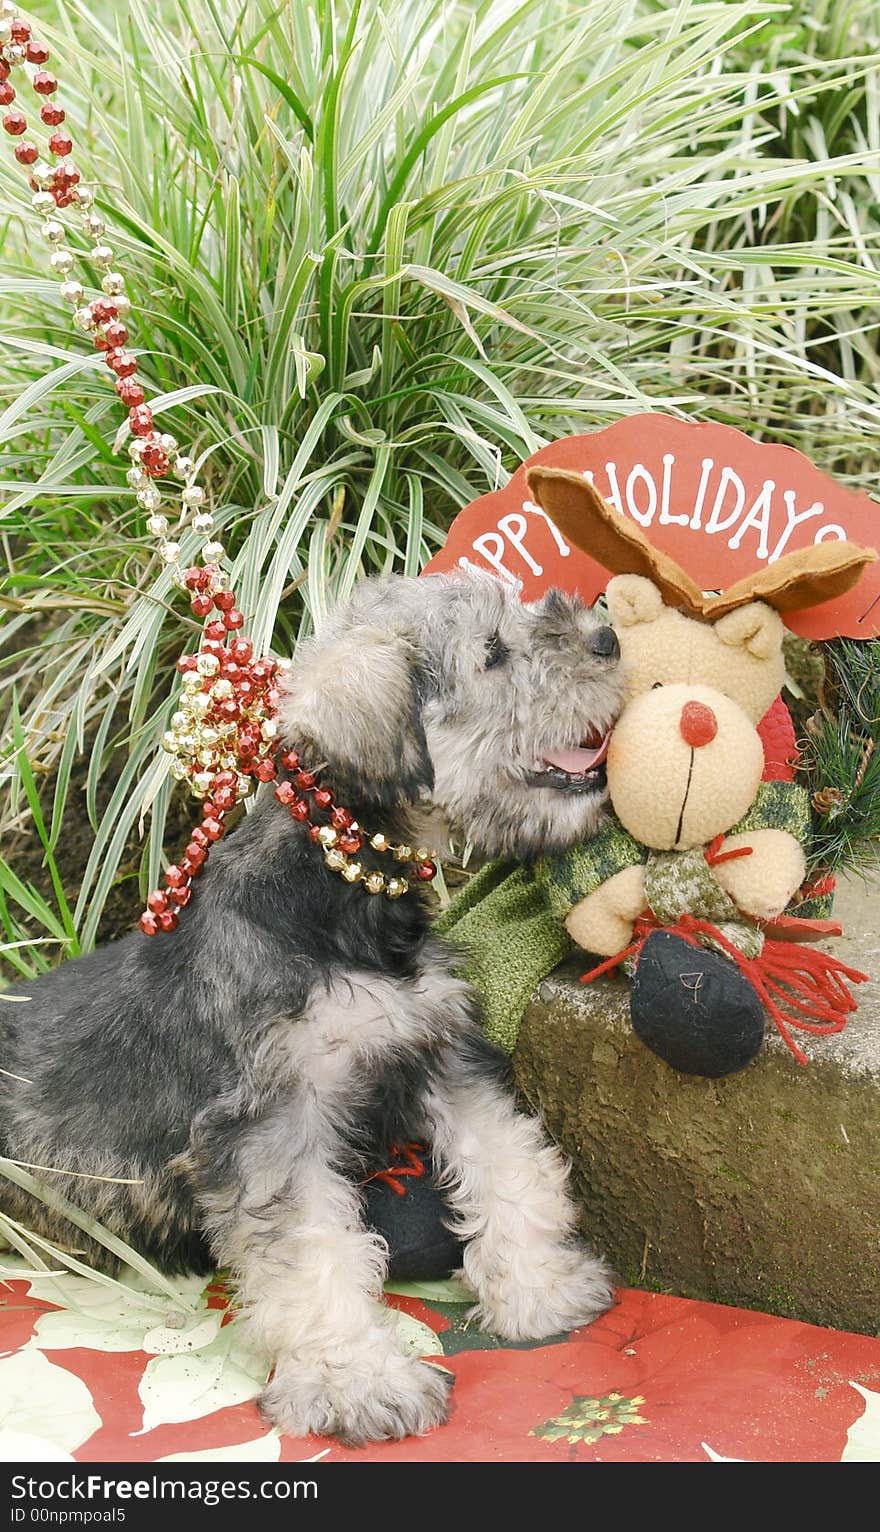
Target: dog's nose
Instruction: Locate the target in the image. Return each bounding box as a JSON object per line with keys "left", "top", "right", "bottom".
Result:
{"left": 591, "top": 626, "right": 619, "bottom": 660}
{"left": 680, "top": 700, "right": 718, "bottom": 748}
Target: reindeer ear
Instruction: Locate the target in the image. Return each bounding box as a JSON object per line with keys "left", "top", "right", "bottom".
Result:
{"left": 706, "top": 541, "right": 877, "bottom": 618}
{"left": 714, "top": 602, "right": 784, "bottom": 660}
{"left": 526, "top": 465, "right": 706, "bottom": 613}
{"left": 606, "top": 574, "right": 666, "bottom": 628}
{"left": 278, "top": 625, "right": 433, "bottom": 807}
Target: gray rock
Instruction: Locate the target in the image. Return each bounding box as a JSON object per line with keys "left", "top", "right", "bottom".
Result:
{"left": 513, "top": 872, "right": 880, "bottom": 1335}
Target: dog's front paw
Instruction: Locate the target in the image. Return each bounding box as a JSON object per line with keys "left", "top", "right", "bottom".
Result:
{"left": 472, "top": 1245, "right": 614, "bottom": 1342}
{"left": 259, "top": 1351, "right": 453, "bottom": 1446}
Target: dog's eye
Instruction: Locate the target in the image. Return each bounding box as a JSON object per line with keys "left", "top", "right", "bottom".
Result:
{"left": 652, "top": 681, "right": 663, "bottom": 689}
{"left": 484, "top": 631, "right": 509, "bottom": 670}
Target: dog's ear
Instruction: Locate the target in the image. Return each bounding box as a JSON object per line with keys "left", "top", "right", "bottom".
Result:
{"left": 278, "top": 624, "right": 433, "bottom": 807}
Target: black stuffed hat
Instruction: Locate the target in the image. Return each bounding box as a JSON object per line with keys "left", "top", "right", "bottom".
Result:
{"left": 363, "top": 1143, "right": 463, "bottom": 1281}
{"left": 630, "top": 930, "right": 766, "bottom": 1078}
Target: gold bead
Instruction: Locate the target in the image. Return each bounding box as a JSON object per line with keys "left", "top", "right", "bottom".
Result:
{"left": 170, "top": 711, "right": 188, "bottom": 731}
{"left": 102, "top": 270, "right": 126, "bottom": 295}
{"left": 393, "top": 844, "right": 413, "bottom": 862}
{"left": 213, "top": 678, "right": 234, "bottom": 701}
{"left": 317, "top": 825, "right": 338, "bottom": 848}
{"left": 341, "top": 861, "right": 363, "bottom": 883}
{"left": 40, "top": 220, "right": 65, "bottom": 244}
{"left": 325, "top": 848, "right": 346, "bottom": 871}
{"left": 161, "top": 731, "right": 179, "bottom": 754}
{"left": 196, "top": 653, "right": 220, "bottom": 677}
{"left": 181, "top": 672, "right": 203, "bottom": 695}
{"left": 200, "top": 725, "right": 220, "bottom": 747}
{"left": 385, "top": 877, "right": 408, "bottom": 899}
{"left": 370, "top": 833, "right": 389, "bottom": 852}
{"left": 91, "top": 244, "right": 115, "bottom": 268}
{"left": 415, "top": 847, "right": 431, "bottom": 862}
{"left": 364, "top": 872, "right": 386, "bottom": 895}
{"left": 192, "top": 771, "right": 214, "bottom": 796}
{"left": 169, "top": 758, "right": 188, "bottom": 781}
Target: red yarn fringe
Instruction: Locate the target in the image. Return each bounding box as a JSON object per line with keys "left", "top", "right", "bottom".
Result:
{"left": 362, "top": 1142, "right": 427, "bottom": 1198}
{"left": 581, "top": 911, "right": 868, "bottom": 1065}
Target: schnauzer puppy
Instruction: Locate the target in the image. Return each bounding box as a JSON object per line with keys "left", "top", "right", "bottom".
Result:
{"left": 1, "top": 570, "right": 622, "bottom": 1445}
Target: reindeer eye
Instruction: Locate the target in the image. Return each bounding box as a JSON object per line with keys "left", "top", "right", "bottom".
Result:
{"left": 485, "top": 631, "right": 509, "bottom": 669}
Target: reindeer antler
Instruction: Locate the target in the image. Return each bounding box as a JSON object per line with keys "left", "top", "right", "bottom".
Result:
{"left": 526, "top": 465, "right": 876, "bottom": 619}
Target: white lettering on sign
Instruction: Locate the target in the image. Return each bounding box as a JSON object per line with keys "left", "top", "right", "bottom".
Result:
{"left": 465, "top": 455, "right": 850, "bottom": 586}
{"left": 768, "top": 490, "right": 824, "bottom": 562}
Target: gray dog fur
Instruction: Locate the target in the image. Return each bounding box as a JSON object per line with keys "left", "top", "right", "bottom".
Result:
{"left": 1, "top": 570, "right": 622, "bottom": 1444}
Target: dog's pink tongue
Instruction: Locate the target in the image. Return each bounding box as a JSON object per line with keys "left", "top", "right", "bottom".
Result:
{"left": 542, "top": 733, "right": 610, "bottom": 773}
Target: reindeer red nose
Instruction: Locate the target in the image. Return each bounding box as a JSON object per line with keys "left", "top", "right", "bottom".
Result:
{"left": 679, "top": 700, "right": 718, "bottom": 748}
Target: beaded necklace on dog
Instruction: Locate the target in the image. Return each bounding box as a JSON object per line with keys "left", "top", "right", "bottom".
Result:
{"left": 0, "top": 5, "right": 437, "bottom": 933}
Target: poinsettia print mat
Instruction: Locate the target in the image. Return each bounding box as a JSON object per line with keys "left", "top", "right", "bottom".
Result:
{"left": 1, "top": 1259, "right": 878, "bottom": 1462}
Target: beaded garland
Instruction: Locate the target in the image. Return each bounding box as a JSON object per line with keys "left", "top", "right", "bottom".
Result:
{"left": 1, "top": 3, "right": 437, "bottom": 933}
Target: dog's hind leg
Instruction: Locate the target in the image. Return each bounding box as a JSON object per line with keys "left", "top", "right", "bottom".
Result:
{"left": 196, "top": 1096, "right": 451, "bottom": 1446}
{"left": 423, "top": 1029, "right": 615, "bottom": 1342}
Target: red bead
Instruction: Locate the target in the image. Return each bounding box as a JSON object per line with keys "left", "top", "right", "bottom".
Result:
{"left": 212, "top": 589, "right": 235, "bottom": 611}
{"left": 11, "top": 18, "right": 31, "bottom": 43}
{"left": 53, "top": 189, "right": 74, "bottom": 208}
{"left": 176, "top": 653, "right": 197, "bottom": 673}
{"left": 48, "top": 130, "right": 72, "bottom": 156}
{"left": 0, "top": 82, "right": 15, "bottom": 107}
{"left": 313, "top": 788, "right": 333, "bottom": 811}
{"left": 116, "top": 377, "right": 144, "bottom": 407}
{"left": 185, "top": 841, "right": 207, "bottom": 866}
{"left": 0, "top": 61, "right": 8, "bottom": 82}
{"left": 14, "top": 142, "right": 38, "bottom": 164}
{"left": 3, "top": 112, "right": 27, "bottom": 136}
{"left": 200, "top": 563, "right": 220, "bottom": 585}
{"left": 32, "top": 71, "right": 58, "bottom": 95}
{"left": 275, "top": 781, "right": 297, "bottom": 805}
{"left": 40, "top": 103, "right": 64, "bottom": 127}
{"left": 139, "top": 912, "right": 158, "bottom": 936}
{"left": 202, "top": 816, "right": 225, "bottom": 842}
{"left": 183, "top": 566, "right": 207, "bottom": 590}
{"left": 129, "top": 404, "right": 153, "bottom": 436}
{"left": 90, "top": 297, "right": 117, "bottom": 324}
{"left": 289, "top": 798, "right": 309, "bottom": 821}
{"left": 415, "top": 860, "right": 437, "bottom": 881}
{"left": 141, "top": 441, "right": 169, "bottom": 476}
{"left": 204, "top": 620, "right": 226, "bottom": 642}
{"left": 280, "top": 749, "right": 300, "bottom": 771}
{"left": 254, "top": 759, "right": 277, "bottom": 782}
{"left": 216, "top": 699, "right": 239, "bottom": 723}
{"left": 330, "top": 806, "right": 353, "bottom": 830}
{"left": 200, "top": 639, "right": 224, "bottom": 659}
{"left": 337, "top": 833, "right": 362, "bottom": 855}
{"left": 264, "top": 687, "right": 281, "bottom": 710}
{"left": 104, "top": 321, "right": 129, "bottom": 349}
{"left": 308, "top": 824, "right": 323, "bottom": 843}
{"left": 170, "top": 885, "right": 192, "bottom": 908}
{"left": 164, "top": 865, "right": 187, "bottom": 889}
{"left": 236, "top": 679, "right": 255, "bottom": 702}
{"left": 147, "top": 889, "right": 169, "bottom": 914}
{"left": 190, "top": 594, "right": 213, "bottom": 617}
{"left": 213, "top": 785, "right": 237, "bottom": 812}
{"left": 229, "top": 637, "right": 253, "bottom": 663}
{"left": 27, "top": 41, "right": 51, "bottom": 66}
{"left": 52, "top": 163, "right": 78, "bottom": 188}
{"left": 251, "top": 660, "right": 274, "bottom": 682}
{"left": 106, "top": 348, "right": 138, "bottom": 377}
{"left": 294, "top": 769, "right": 316, "bottom": 791}
{"left": 214, "top": 770, "right": 237, "bottom": 788}
{"left": 223, "top": 608, "right": 244, "bottom": 631}
{"left": 189, "top": 826, "right": 209, "bottom": 849}
{"left": 157, "top": 909, "right": 178, "bottom": 933}
{"left": 93, "top": 330, "right": 113, "bottom": 353}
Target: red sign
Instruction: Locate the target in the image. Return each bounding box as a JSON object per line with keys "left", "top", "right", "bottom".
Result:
{"left": 424, "top": 415, "right": 880, "bottom": 638}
